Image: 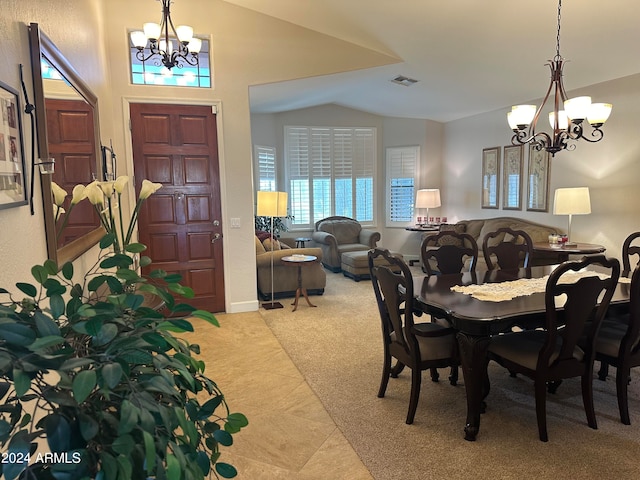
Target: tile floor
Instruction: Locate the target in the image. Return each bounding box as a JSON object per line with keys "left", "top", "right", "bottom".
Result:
{"left": 182, "top": 311, "right": 373, "bottom": 479}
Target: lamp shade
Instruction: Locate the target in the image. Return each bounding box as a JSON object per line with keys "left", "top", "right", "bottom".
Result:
{"left": 415, "top": 189, "right": 441, "bottom": 209}
{"left": 553, "top": 187, "right": 591, "bottom": 215}
{"left": 257, "top": 191, "right": 288, "bottom": 217}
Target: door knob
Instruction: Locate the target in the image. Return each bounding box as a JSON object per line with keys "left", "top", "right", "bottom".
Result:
{"left": 211, "top": 233, "right": 222, "bottom": 244}
{"left": 213, "top": 220, "right": 220, "bottom": 226}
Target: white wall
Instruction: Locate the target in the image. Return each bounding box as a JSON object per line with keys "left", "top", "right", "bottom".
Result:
{"left": 443, "top": 73, "right": 640, "bottom": 261}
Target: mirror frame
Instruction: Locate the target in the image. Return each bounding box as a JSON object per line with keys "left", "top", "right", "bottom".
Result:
{"left": 28, "top": 23, "right": 104, "bottom": 266}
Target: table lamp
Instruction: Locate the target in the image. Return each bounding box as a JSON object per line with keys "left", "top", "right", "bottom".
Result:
{"left": 415, "top": 188, "right": 441, "bottom": 225}
{"left": 553, "top": 187, "right": 591, "bottom": 246}
{"left": 257, "top": 191, "right": 288, "bottom": 309}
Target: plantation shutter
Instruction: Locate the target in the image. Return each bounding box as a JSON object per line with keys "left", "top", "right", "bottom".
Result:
{"left": 387, "top": 146, "right": 419, "bottom": 225}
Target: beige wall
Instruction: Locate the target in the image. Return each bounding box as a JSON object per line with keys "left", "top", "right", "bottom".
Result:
{"left": 443, "top": 73, "right": 640, "bottom": 261}
{"left": 0, "top": 0, "right": 113, "bottom": 290}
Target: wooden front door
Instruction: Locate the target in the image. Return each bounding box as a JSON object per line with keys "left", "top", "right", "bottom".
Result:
{"left": 130, "top": 103, "right": 224, "bottom": 313}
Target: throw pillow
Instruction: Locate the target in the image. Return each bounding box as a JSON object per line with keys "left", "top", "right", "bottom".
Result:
{"left": 263, "top": 238, "right": 281, "bottom": 251}
{"left": 255, "top": 230, "right": 273, "bottom": 242}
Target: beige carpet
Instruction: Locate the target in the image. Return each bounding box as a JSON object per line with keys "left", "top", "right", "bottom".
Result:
{"left": 260, "top": 268, "right": 640, "bottom": 480}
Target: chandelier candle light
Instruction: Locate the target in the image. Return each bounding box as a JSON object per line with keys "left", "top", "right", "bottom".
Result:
{"left": 507, "top": 0, "right": 612, "bottom": 156}
{"left": 130, "top": 0, "right": 201, "bottom": 70}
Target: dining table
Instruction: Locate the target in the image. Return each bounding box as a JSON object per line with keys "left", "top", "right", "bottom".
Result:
{"left": 415, "top": 265, "right": 631, "bottom": 441}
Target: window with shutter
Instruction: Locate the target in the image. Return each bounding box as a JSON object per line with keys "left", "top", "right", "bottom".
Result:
{"left": 284, "top": 126, "right": 376, "bottom": 229}
{"left": 386, "top": 146, "right": 419, "bottom": 226}
{"left": 255, "top": 145, "right": 276, "bottom": 192}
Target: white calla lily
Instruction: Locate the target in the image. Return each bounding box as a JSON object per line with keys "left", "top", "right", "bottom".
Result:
{"left": 84, "top": 181, "right": 104, "bottom": 206}
{"left": 114, "top": 176, "right": 129, "bottom": 194}
{"left": 70, "top": 185, "right": 87, "bottom": 205}
{"left": 51, "top": 182, "right": 67, "bottom": 207}
{"left": 99, "top": 181, "right": 115, "bottom": 197}
{"left": 139, "top": 179, "right": 163, "bottom": 199}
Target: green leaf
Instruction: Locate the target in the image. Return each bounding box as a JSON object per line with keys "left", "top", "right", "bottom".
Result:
{"left": 31, "top": 264, "right": 49, "bottom": 284}
{"left": 112, "top": 434, "right": 135, "bottom": 455}
{"left": 93, "top": 323, "right": 118, "bottom": 346}
{"left": 16, "top": 282, "right": 37, "bottom": 297}
{"left": 157, "top": 319, "right": 194, "bottom": 333}
{"left": 166, "top": 454, "right": 181, "bottom": 480}
{"left": 193, "top": 310, "right": 219, "bottom": 326}
{"left": 101, "top": 362, "right": 123, "bottom": 389}
{"left": 118, "top": 399, "right": 139, "bottom": 435}
{"left": 149, "top": 269, "right": 167, "bottom": 279}
{"left": 215, "top": 462, "right": 238, "bottom": 479}
{"left": 50, "top": 293, "right": 65, "bottom": 320}
{"left": 142, "top": 431, "right": 156, "bottom": 476}
{"left": 44, "top": 278, "right": 66, "bottom": 296}
{"left": 116, "top": 454, "right": 132, "bottom": 480}
{"left": 199, "top": 396, "right": 223, "bottom": 419}
{"left": 100, "top": 452, "right": 118, "bottom": 480}
{"left": 61, "top": 262, "right": 74, "bottom": 280}
{"left": 33, "top": 311, "right": 61, "bottom": 337}
{"left": 100, "top": 232, "right": 116, "bottom": 249}
{"left": 4, "top": 430, "right": 31, "bottom": 480}
{"left": 139, "top": 255, "right": 152, "bottom": 267}
{"left": 44, "top": 259, "right": 58, "bottom": 275}
{"left": 79, "top": 412, "right": 99, "bottom": 441}
{"left": 28, "top": 335, "right": 65, "bottom": 351}
{"left": 196, "top": 451, "right": 210, "bottom": 476}
{"left": 100, "top": 254, "right": 134, "bottom": 269}
{"left": 125, "top": 242, "right": 147, "bottom": 253}
{"left": 213, "top": 429, "right": 233, "bottom": 447}
{"left": 0, "top": 323, "right": 36, "bottom": 346}
{"left": 13, "top": 369, "right": 31, "bottom": 397}
{"left": 88, "top": 275, "right": 108, "bottom": 292}
{"left": 72, "top": 370, "right": 97, "bottom": 403}
{"left": 45, "top": 413, "right": 71, "bottom": 453}
{"left": 225, "top": 413, "right": 249, "bottom": 433}
{"left": 116, "top": 268, "right": 140, "bottom": 282}
{"left": 164, "top": 273, "right": 183, "bottom": 283}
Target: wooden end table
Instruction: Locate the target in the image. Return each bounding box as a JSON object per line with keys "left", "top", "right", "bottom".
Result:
{"left": 281, "top": 254, "right": 318, "bottom": 311}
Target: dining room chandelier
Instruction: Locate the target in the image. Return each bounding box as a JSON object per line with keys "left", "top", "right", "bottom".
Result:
{"left": 507, "top": 0, "right": 612, "bottom": 156}
{"left": 130, "top": 0, "right": 201, "bottom": 70}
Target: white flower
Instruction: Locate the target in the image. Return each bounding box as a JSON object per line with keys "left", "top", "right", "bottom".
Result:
{"left": 114, "top": 176, "right": 129, "bottom": 194}
{"left": 51, "top": 182, "right": 67, "bottom": 207}
{"left": 139, "top": 179, "right": 162, "bottom": 200}
{"left": 98, "top": 181, "right": 115, "bottom": 197}
{"left": 84, "top": 181, "right": 104, "bottom": 206}
{"left": 70, "top": 185, "right": 87, "bottom": 205}
{"left": 53, "top": 204, "right": 65, "bottom": 221}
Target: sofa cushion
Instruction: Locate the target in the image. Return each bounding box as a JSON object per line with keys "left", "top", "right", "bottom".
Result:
{"left": 318, "top": 219, "right": 362, "bottom": 244}
{"left": 255, "top": 236, "right": 266, "bottom": 255}
{"left": 438, "top": 224, "right": 466, "bottom": 247}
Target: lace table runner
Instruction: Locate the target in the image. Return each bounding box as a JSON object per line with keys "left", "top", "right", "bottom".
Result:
{"left": 451, "top": 271, "right": 630, "bottom": 302}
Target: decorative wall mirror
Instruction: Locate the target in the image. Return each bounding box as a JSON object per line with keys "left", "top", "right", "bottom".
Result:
{"left": 28, "top": 23, "right": 104, "bottom": 266}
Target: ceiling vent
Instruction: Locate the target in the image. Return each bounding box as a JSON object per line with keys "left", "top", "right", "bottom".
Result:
{"left": 391, "top": 75, "right": 419, "bottom": 87}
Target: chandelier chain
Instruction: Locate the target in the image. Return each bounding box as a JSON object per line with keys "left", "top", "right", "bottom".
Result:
{"left": 555, "top": 0, "right": 562, "bottom": 60}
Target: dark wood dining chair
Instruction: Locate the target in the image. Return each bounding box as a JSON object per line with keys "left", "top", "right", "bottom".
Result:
{"left": 420, "top": 231, "right": 478, "bottom": 275}
{"left": 482, "top": 227, "right": 534, "bottom": 270}
{"left": 595, "top": 263, "right": 640, "bottom": 424}
{"left": 487, "top": 254, "right": 620, "bottom": 441}
{"left": 368, "top": 248, "right": 459, "bottom": 424}
{"left": 622, "top": 231, "right": 640, "bottom": 276}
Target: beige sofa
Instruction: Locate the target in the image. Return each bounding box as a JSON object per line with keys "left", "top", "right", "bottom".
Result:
{"left": 311, "top": 216, "right": 381, "bottom": 272}
{"left": 255, "top": 236, "right": 326, "bottom": 300}
{"left": 422, "top": 217, "right": 563, "bottom": 272}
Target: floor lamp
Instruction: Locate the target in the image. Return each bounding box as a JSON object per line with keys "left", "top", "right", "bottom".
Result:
{"left": 553, "top": 187, "right": 591, "bottom": 246}
{"left": 415, "top": 188, "right": 441, "bottom": 225}
{"left": 257, "top": 191, "right": 288, "bottom": 310}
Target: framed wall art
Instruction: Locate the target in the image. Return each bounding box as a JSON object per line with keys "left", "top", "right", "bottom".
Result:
{"left": 481, "top": 146, "right": 500, "bottom": 209}
{"left": 0, "top": 81, "right": 28, "bottom": 210}
{"left": 502, "top": 145, "right": 523, "bottom": 210}
{"left": 526, "top": 145, "right": 551, "bottom": 212}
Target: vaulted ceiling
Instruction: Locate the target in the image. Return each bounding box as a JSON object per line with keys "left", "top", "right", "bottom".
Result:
{"left": 224, "top": 0, "right": 640, "bottom": 122}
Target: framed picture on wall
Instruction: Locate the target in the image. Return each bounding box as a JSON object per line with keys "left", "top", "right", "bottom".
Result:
{"left": 481, "top": 146, "right": 500, "bottom": 209}
{"left": 0, "top": 81, "right": 28, "bottom": 210}
{"left": 526, "top": 145, "right": 551, "bottom": 212}
{"left": 502, "top": 145, "right": 523, "bottom": 210}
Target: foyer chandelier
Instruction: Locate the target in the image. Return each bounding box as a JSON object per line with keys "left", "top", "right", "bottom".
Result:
{"left": 507, "top": 0, "right": 612, "bottom": 156}
{"left": 130, "top": 0, "right": 201, "bottom": 70}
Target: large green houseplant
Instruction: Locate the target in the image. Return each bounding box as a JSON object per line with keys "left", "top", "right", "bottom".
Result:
{"left": 0, "top": 177, "right": 247, "bottom": 480}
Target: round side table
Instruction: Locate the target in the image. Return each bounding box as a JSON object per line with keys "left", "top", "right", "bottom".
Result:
{"left": 281, "top": 254, "right": 318, "bottom": 311}
{"left": 294, "top": 237, "right": 312, "bottom": 248}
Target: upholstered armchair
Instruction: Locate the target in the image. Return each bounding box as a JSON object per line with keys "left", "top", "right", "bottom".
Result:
{"left": 312, "top": 216, "right": 380, "bottom": 272}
